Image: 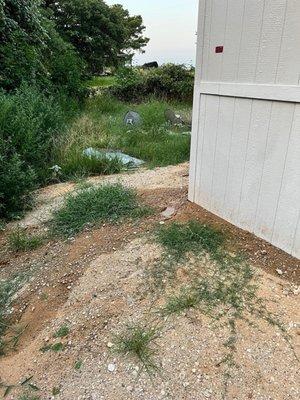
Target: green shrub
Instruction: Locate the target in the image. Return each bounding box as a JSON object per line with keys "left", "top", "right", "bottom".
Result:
{"left": 0, "top": 0, "right": 86, "bottom": 95}
{"left": 111, "top": 67, "right": 145, "bottom": 101}
{"left": 0, "top": 151, "right": 36, "bottom": 219}
{"left": 0, "top": 85, "right": 64, "bottom": 182}
{"left": 0, "top": 85, "right": 71, "bottom": 218}
{"left": 111, "top": 64, "right": 194, "bottom": 102}
{"left": 50, "top": 183, "right": 149, "bottom": 237}
{"left": 86, "top": 76, "right": 117, "bottom": 88}
{"left": 47, "top": 34, "right": 87, "bottom": 97}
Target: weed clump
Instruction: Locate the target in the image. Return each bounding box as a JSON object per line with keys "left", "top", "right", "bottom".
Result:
{"left": 74, "top": 360, "right": 83, "bottom": 370}
{"left": 40, "top": 342, "right": 64, "bottom": 353}
{"left": 162, "top": 258, "right": 256, "bottom": 317}
{"left": 18, "top": 395, "right": 40, "bottom": 400}
{"left": 53, "top": 325, "right": 70, "bottom": 338}
{"left": 7, "top": 228, "right": 43, "bottom": 252}
{"left": 50, "top": 183, "right": 151, "bottom": 237}
{"left": 113, "top": 324, "right": 160, "bottom": 374}
{"left": 157, "top": 221, "right": 225, "bottom": 260}
{"left": 0, "top": 275, "right": 25, "bottom": 355}
{"left": 154, "top": 220, "right": 297, "bottom": 395}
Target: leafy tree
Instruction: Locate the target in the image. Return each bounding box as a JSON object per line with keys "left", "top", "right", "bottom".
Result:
{"left": 0, "top": 0, "right": 86, "bottom": 93}
{"left": 110, "top": 4, "right": 149, "bottom": 62}
{"left": 45, "top": 0, "right": 149, "bottom": 73}
{"left": 0, "top": 0, "right": 49, "bottom": 90}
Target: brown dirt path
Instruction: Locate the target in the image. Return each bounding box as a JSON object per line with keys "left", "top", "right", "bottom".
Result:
{"left": 0, "top": 163, "right": 299, "bottom": 400}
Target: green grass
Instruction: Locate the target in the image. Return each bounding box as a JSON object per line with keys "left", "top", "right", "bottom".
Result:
{"left": 86, "top": 76, "right": 117, "bottom": 88}
{"left": 162, "top": 261, "right": 256, "bottom": 317}
{"left": 40, "top": 342, "right": 64, "bottom": 353}
{"left": 113, "top": 324, "right": 160, "bottom": 374}
{"left": 157, "top": 221, "right": 225, "bottom": 260}
{"left": 56, "top": 95, "right": 191, "bottom": 179}
{"left": 18, "top": 395, "right": 40, "bottom": 400}
{"left": 53, "top": 324, "right": 70, "bottom": 338}
{"left": 74, "top": 360, "right": 83, "bottom": 370}
{"left": 58, "top": 150, "right": 124, "bottom": 180}
{"left": 7, "top": 228, "right": 44, "bottom": 252}
{"left": 50, "top": 183, "right": 151, "bottom": 237}
{"left": 0, "top": 275, "right": 25, "bottom": 355}
{"left": 145, "top": 221, "right": 226, "bottom": 291}
{"left": 52, "top": 387, "right": 60, "bottom": 396}
{"left": 162, "top": 286, "right": 200, "bottom": 315}
{"left": 155, "top": 221, "right": 257, "bottom": 317}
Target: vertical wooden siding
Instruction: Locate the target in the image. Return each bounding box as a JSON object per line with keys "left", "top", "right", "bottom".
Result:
{"left": 200, "top": 0, "right": 300, "bottom": 85}
{"left": 189, "top": 0, "right": 300, "bottom": 258}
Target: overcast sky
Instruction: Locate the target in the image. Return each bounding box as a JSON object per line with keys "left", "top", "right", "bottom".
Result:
{"left": 106, "top": 0, "right": 199, "bottom": 66}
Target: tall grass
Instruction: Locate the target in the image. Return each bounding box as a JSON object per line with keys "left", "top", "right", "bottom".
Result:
{"left": 86, "top": 76, "right": 117, "bottom": 88}
{"left": 56, "top": 95, "right": 192, "bottom": 178}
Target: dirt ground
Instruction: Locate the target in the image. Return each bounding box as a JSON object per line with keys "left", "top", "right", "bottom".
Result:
{"left": 0, "top": 163, "right": 299, "bottom": 400}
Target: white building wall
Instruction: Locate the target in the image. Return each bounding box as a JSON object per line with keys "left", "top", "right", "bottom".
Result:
{"left": 189, "top": 0, "right": 300, "bottom": 258}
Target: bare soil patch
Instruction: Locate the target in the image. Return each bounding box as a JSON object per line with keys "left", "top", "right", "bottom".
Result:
{"left": 0, "top": 163, "right": 299, "bottom": 400}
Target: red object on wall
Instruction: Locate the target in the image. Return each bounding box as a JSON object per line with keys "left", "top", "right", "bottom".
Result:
{"left": 215, "top": 46, "right": 224, "bottom": 53}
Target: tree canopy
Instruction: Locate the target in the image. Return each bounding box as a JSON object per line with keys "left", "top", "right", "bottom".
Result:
{"left": 45, "top": 0, "right": 149, "bottom": 73}
{"left": 0, "top": 0, "right": 149, "bottom": 90}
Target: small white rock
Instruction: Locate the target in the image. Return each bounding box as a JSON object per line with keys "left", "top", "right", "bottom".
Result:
{"left": 107, "top": 363, "right": 116, "bottom": 372}
{"left": 276, "top": 269, "right": 283, "bottom": 275}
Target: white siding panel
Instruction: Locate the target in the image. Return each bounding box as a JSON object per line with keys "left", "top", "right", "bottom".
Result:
{"left": 272, "top": 104, "right": 300, "bottom": 255}
{"left": 201, "top": 0, "right": 213, "bottom": 81}
{"left": 188, "top": 0, "right": 205, "bottom": 201}
{"left": 237, "top": 0, "right": 265, "bottom": 82}
{"left": 238, "top": 100, "right": 272, "bottom": 231}
{"left": 210, "top": 97, "right": 235, "bottom": 215}
{"left": 188, "top": 88, "right": 201, "bottom": 202}
{"left": 206, "top": 0, "right": 228, "bottom": 82}
{"left": 292, "top": 214, "right": 300, "bottom": 258}
{"left": 276, "top": 0, "right": 300, "bottom": 85}
{"left": 223, "top": 98, "right": 253, "bottom": 223}
{"left": 190, "top": 0, "right": 300, "bottom": 258}
{"left": 221, "top": 0, "right": 245, "bottom": 82}
{"left": 193, "top": 94, "right": 207, "bottom": 205}
{"left": 254, "top": 102, "right": 295, "bottom": 241}
{"left": 196, "top": 95, "right": 219, "bottom": 209}
{"left": 255, "top": 0, "right": 287, "bottom": 84}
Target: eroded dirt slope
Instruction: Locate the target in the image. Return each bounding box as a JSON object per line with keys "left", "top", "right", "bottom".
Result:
{"left": 0, "top": 163, "right": 299, "bottom": 400}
